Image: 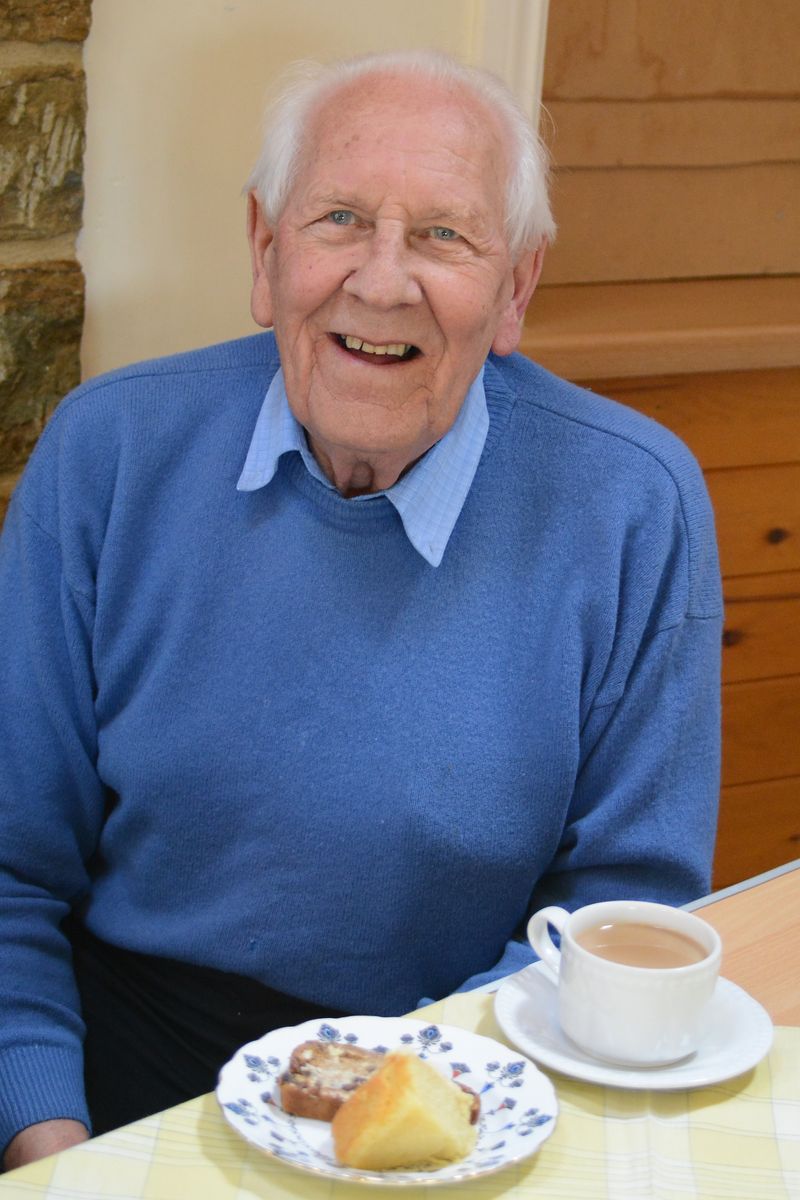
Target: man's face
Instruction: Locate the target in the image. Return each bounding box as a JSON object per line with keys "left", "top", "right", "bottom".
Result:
{"left": 248, "top": 74, "right": 542, "bottom": 475}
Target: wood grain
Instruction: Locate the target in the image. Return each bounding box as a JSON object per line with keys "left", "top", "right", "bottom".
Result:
{"left": 698, "top": 867, "right": 800, "bottom": 1024}
{"left": 543, "top": 0, "right": 800, "bottom": 100}
{"left": 705, "top": 463, "right": 800, "bottom": 578}
{"left": 714, "top": 778, "right": 800, "bottom": 889}
{"left": 536, "top": 3, "right": 800, "bottom": 901}
{"left": 541, "top": 163, "right": 800, "bottom": 285}
{"left": 545, "top": 99, "right": 800, "bottom": 168}
{"left": 520, "top": 279, "right": 800, "bottom": 380}
{"left": 722, "top": 573, "right": 800, "bottom": 684}
{"left": 576, "top": 365, "right": 800, "bottom": 470}
{"left": 722, "top": 675, "right": 800, "bottom": 787}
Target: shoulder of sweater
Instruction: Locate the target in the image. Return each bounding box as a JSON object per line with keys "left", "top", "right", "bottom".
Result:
{"left": 57, "top": 331, "right": 279, "bottom": 414}
{"left": 23, "top": 330, "right": 278, "bottom": 473}
{"left": 14, "top": 332, "right": 279, "bottom": 536}
{"left": 487, "top": 351, "right": 708, "bottom": 501}
{"left": 486, "top": 353, "right": 722, "bottom": 620}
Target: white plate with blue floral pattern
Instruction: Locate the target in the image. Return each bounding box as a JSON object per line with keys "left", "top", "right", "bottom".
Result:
{"left": 216, "top": 1015, "right": 558, "bottom": 1187}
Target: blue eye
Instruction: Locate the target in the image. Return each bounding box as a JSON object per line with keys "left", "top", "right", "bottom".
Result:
{"left": 430, "top": 226, "right": 459, "bottom": 241}
{"left": 327, "top": 210, "right": 355, "bottom": 225}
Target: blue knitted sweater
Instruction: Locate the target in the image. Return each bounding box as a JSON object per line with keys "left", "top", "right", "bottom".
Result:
{"left": 0, "top": 333, "right": 722, "bottom": 1145}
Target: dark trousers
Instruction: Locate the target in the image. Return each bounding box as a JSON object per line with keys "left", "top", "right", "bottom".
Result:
{"left": 66, "top": 919, "right": 348, "bottom": 1135}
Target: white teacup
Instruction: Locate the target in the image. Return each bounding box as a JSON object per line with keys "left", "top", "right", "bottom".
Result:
{"left": 527, "top": 899, "right": 722, "bottom": 1066}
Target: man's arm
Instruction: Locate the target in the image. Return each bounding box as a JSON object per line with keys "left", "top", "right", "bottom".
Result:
{"left": 533, "top": 609, "right": 722, "bottom": 910}
{"left": 453, "top": 607, "right": 722, "bottom": 996}
{"left": 455, "top": 425, "right": 723, "bottom": 996}
{"left": 3, "top": 1120, "right": 89, "bottom": 1172}
{"left": 0, "top": 488, "right": 103, "bottom": 1152}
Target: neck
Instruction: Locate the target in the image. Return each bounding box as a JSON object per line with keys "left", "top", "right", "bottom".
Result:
{"left": 306, "top": 433, "right": 426, "bottom": 497}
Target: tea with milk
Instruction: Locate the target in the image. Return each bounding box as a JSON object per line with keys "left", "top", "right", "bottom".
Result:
{"left": 575, "top": 920, "right": 707, "bottom": 969}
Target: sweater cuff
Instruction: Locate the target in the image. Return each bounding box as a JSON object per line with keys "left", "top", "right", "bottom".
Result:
{"left": 0, "top": 1044, "right": 90, "bottom": 1156}
{"left": 453, "top": 938, "right": 537, "bottom": 994}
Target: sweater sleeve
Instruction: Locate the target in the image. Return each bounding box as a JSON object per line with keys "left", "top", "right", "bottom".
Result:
{"left": 535, "top": 609, "right": 722, "bottom": 907}
{"left": 534, "top": 429, "right": 724, "bottom": 912}
{"left": 0, "top": 491, "right": 103, "bottom": 1151}
{"left": 454, "top": 420, "right": 723, "bottom": 996}
{"left": 453, "top": 613, "right": 722, "bottom": 996}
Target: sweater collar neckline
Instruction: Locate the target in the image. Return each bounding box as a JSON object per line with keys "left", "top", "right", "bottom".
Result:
{"left": 236, "top": 364, "right": 489, "bottom": 567}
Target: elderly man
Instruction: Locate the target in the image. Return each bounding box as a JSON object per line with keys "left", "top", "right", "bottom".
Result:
{"left": 0, "top": 50, "right": 722, "bottom": 1168}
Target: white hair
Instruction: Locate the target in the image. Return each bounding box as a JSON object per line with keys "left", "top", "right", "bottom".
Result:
{"left": 246, "top": 49, "right": 556, "bottom": 258}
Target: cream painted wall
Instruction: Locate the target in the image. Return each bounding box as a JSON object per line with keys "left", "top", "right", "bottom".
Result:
{"left": 79, "top": 0, "right": 549, "bottom": 379}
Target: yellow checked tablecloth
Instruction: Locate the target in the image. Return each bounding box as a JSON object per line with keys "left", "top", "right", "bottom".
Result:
{"left": 2, "top": 991, "right": 798, "bottom": 1200}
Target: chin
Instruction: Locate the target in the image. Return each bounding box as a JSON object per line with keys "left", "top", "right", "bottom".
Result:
{"left": 311, "top": 402, "right": 436, "bottom": 457}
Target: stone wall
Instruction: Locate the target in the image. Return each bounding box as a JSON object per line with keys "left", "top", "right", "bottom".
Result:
{"left": 0, "top": 0, "right": 91, "bottom": 525}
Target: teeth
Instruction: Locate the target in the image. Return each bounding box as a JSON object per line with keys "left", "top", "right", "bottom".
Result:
{"left": 343, "top": 336, "right": 411, "bottom": 357}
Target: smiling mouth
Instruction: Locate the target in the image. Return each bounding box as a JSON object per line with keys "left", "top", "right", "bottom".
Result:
{"left": 333, "top": 334, "right": 420, "bottom": 363}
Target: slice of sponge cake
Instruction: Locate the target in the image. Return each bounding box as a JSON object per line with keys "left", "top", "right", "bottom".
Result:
{"left": 331, "top": 1051, "right": 478, "bottom": 1170}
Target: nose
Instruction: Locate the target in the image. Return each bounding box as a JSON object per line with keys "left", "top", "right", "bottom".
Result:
{"left": 342, "top": 225, "right": 423, "bottom": 309}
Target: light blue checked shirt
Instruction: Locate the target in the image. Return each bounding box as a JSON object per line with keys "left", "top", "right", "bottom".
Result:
{"left": 236, "top": 365, "right": 489, "bottom": 567}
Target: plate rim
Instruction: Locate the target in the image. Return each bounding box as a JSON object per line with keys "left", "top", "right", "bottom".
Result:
{"left": 215, "top": 1013, "right": 559, "bottom": 1188}
{"left": 494, "top": 961, "right": 774, "bottom": 1091}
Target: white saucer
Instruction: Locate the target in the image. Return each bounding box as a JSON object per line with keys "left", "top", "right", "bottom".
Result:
{"left": 494, "top": 962, "right": 773, "bottom": 1091}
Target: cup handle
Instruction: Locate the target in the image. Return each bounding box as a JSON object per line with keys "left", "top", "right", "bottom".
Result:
{"left": 527, "top": 906, "right": 570, "bottom": 984}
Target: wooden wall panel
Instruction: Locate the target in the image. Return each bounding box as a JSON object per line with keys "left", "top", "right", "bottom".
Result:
{"left": 714, "top": 776, "right": 800, "bottom": 889}
{"left": 540, "top": 0, "right": 800, "bottom": 370}
{"left": 586, "top": 368, "right": 800, "bottom": 470}
{"left": 722, "top": 676, "right": 800, "bottom": 787}
{"left": 542, "top": 1, "right": 800, "bottom": 888}
{"left": 543, "top": 0, "right": 800, "bottom": 99}
{"left": 545, "top": 99, "right": 800, "bottom": 169}
{"left": 584, "top": 368, "right": 800, "bottom": 887}
{"left": 723, "top": 573, "right": 800, "bottom": 685}
{"left": 543, "top": 163, "right": 800, "bottom": 285}
{"left": 706, "top": 464, "right": 800, "bottom": 578}
{"left": 521, "top": 281, "right": 800, "bottom": 381}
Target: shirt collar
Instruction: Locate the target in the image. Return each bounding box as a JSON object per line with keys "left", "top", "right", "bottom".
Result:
{"left": 237, "top": 366, "right": 489, "bottom": 567}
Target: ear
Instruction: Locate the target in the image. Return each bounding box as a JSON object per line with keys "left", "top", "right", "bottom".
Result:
{"left": 247, "top": 190, "right": 276, "bottom": 329}
{"left": 490, "top": 245, "right": 546, "bottom": 357}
